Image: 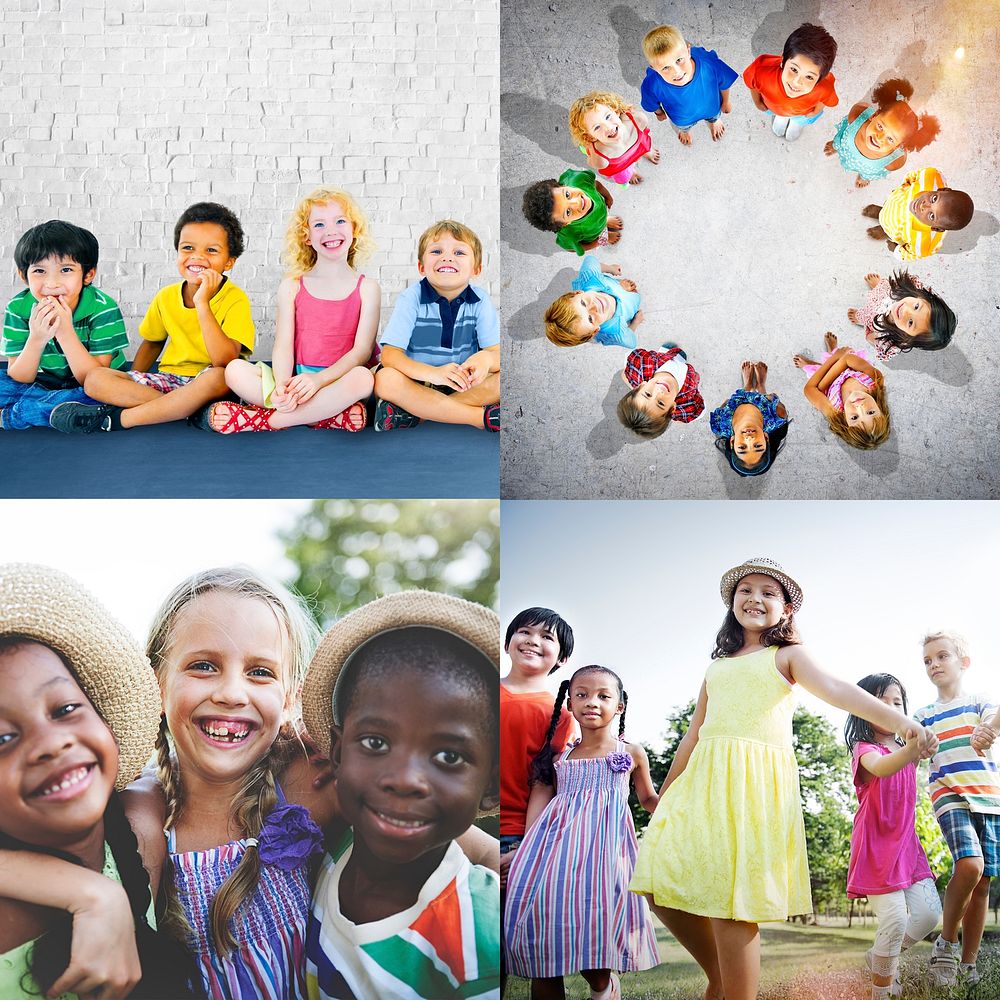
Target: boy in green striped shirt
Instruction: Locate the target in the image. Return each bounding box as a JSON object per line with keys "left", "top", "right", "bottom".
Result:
{"left": 0, "top": 221, "right": 128, "bottom": 429}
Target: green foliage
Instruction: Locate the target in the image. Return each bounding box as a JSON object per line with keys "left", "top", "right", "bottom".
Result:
{"left": 280, "top": 499, "right": 499, "bottom": 625}
{"left": 914, "top": 767, "right": 952, "bottom": 887}
{"left": 630, "top": 700, "right": 694, "bottom": 835}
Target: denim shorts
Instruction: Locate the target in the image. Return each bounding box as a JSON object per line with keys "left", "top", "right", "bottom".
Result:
{"left": 765, "top": 108, "right": 824, "bottom": 126}
{"left": 499, "top": 835, "right": 522, "bottom": 856}
{"left": 938, "top": 808, "right": 1000, "bottom": 876}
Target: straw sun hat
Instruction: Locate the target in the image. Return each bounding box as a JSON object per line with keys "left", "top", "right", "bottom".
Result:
{"left": 0, "top": 563, "right": 161, "bottom": 790}
{"left": 719, "top": 557, "right": 804, "bottom": 614}
{"left": 301, "top": 588, "right": 499, "bottom": 760}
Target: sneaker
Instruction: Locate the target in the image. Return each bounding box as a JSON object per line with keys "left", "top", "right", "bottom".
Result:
{"left": 373, "top": 398, "right": 420, "bottom": 432}
{"left": 960, "top": 962, "right": 981, "bottom": 986}
{"left": 483, "top": 403, "right": 499, "bottom": 432}
{"left": 785, "top": 118, "right": 805, "bottom": 141}
{"left": 49, "top": 402, "right": 119, "bottom": 434}
{"left": 928, "top": 937, "right": 959, "bottom": 987}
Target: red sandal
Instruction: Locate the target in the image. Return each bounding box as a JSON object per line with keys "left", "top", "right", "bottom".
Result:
{"left": 309, "top": 402, "right": 366, "bottom": 432}
{"left": 209, "top": 401, "right": 277, "bottom": 434}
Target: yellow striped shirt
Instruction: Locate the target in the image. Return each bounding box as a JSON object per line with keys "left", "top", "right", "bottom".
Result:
{"left": 878, "top": 167, "right": 946, "bottom": 261}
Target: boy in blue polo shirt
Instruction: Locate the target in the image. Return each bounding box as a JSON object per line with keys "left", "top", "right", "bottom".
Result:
{"left": 0, "top": 220, "right": 128, "bottom": 429}
{"left": 373, "top": 220, "right": 500, "bottom": 432}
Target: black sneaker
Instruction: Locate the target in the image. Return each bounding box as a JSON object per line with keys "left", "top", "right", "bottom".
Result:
{"left": 373, "top": 398, "right": 420, "bottom": 432}
{"left": 49, "top": 402, "right": 120, "bottom": 434}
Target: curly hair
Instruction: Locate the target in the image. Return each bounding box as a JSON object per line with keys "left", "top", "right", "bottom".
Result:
{"left": 568, "top": 91, "right": 632, "bottom": 148}
{"left": 869, "top": 79, "right": 939, "bottom": 153}
{"left": 173, "top": 202, "right": 245, "bottom": 259}
{"left": 871, "top": 269, "right": 956, "bottom": 353}
{"left": 617, "top": 387, "right": 672, "bottom": 438}
{"left": 543, "top": 292, "right": 592, "bottom": 347}
{"left": 522, "top": 180, "right": 561, "bottom": 232}
{"left": 281, "top": 187, "right": 376, "bottom": 277}
{"left": 827, "top": 375, "right": 890, "bottom": 450}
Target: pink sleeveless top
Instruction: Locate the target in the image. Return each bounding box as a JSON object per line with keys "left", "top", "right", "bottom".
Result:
{"left": 293, "top": 274, "right": 378, "bottom": 369}
{"left": 588, "top": 111, "right": 652, "bottom": 177}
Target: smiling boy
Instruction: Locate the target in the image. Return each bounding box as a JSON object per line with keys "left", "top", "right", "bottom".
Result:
{"left": 374, "top": 220, "right": 500, "bottom": 431}
{"left": 0, "top": 221, "right": 129, "bottom": 429}
{"left": 617, "top": 345, "right": 705, "bottom": 438}
{"left": 50, "top": 202, "right": 254, "bottom": 433}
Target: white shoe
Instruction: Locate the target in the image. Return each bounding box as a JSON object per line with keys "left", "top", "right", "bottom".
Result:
{"left": 785, "top": 118, "right": 805, "bottom": 141}
{"left": 928, "top": 937, "right": 959, "bottom": 986}
{"left": 771, "top": 115, "right": 789, "bottom": 137}
{"left": 960, "top": 962, "right": 981, "bottom": 986}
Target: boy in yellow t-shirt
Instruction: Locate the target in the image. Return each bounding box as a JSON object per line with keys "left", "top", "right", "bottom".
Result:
{"left": 49, "top": 202, "right": 254, "bottom": 433}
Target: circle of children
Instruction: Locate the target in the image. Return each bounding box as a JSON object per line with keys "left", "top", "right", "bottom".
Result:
{"left": 0, "top": 564, "right": 503, "bottom": 1000}
{"left": 501, "top": 557, "right": 1000, "bottom": 1000}
{"left": 522, "top": 23, "right": 973, "bottom": 474}
{"left": 0, "top": 192, "right": 500, "bottom": 436}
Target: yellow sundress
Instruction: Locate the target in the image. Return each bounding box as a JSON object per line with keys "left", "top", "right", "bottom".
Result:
{"left": 630, "top": 645, "right": 812, "bottom": 922}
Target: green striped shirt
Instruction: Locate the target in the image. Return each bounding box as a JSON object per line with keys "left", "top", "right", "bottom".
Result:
{"left": 2, "top": 284, "right": 129, "bottom": 381}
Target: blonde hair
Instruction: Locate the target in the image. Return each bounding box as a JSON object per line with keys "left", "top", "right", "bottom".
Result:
{"left": 827, "top": 377, "right": 890, "bottom": 450}
{"left": 643, "top": 24, "right": 685, "bottom": 59}
{"left": 417, "top": 219, "right": 483, "bottom": 269}
{"left": 922, "top": 630, "right": 970, "bottom": 660}
{"left": 148, "top": 567, "right": 319, "bottom": 955}
{"left": 544, "top": 292, "right": 592, "bottom": 347}
{"left": 282, "top": 187, "right": 376, "bottom": 277}
{"left": 568, "top": 90, "right": 632, "bottom": 147}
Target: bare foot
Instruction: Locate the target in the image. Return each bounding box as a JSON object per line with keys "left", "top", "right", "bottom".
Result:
{"left": 741, "top": 360, "right": 754, "bottom": 391}
{"left": 886, "top": 240, "right": 898, "bottom": 252}
{"left": 619, "top": 279, "right": 638, "bottom": 292}
{"left": 824, "top": 332, "right": 838, "bottom": 352}
{"left": 793, "top": 354, "right": 816, "bottom": 369}
{"left": 709, "top": 120, "right": 726, "bottom": 141}
{"left": 847, "top": 308, "right": 861, "bottom": 324}
{"left": 605, "top": 263, "right": 622, "bottom": 276}
{"left": 866, "top": 225, "right": 887, "bottom": 240}
{"left": 644, "top": 147, "right": 661, "bottom": 164}
{"left": 607, "top": 216, "right": 624, "bottom": 231}
{"left": 627, "top": 172, "right": 643, "bottom": 185}
{"left": 861, "top": 203, "right": 881, "bottom": 219}
{"left": 753, "top": 361, "right": 768, "bottom": 392}
{"left": 607, "top": 229, "right": 621, "bottom": 245}
{"left": 864, "top": 272, "right": 881, "bottom": 288}
{"left": 823, "top": 140, "right": 835, "bottom": 156}
{"left": 629, "top": 309, "right": 645, "bottom": 329}
{"left": 678, "top": 130, "right": 692, "bottom": 146}
{"left": 855, "top": 175, "right": 870, "bottom": 188}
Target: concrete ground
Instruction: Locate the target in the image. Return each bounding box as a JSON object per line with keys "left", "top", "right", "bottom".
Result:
{"left": 500, "top": 0, "right": 1000, "bottom": 499}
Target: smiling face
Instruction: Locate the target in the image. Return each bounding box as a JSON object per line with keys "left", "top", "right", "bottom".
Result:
{"left": 890, "top": 296, "right": 931, "bottom": 338}
{"left": 923, "top": 638, "right": 969, "bottom": 693}
{"left": 732, "top": 573, "right": 791, "bottom": 634}
{"left": 175, "top": 221, "right": 235, "bottom": 285}
{"left": 568, "top": 670, "right": 623, "bottom": 731}
{"left": 633, "top": 371, "right": 679, "bottom": 417}
{"left": 417, "top": 232, "right": 481, "bottom": 300}
{"left": 842, "top": 385, "right": 883, "bottom": 430}
{"left": 157, "top": 591, "right": 289, "bottom": 788}
{"left": 780, "top": 52, "right": 823, "bottom": 98}
{"left": 583, "top": 103, "right": 625, "bottom": 143}
{"left": 650, "top": 42, "right": 694, "bottom": 86}
{"left": 549, "top": 186, "right": 593, "bottom": 227}
{"left": 20, "top": 255, "right": 95, "bottom": 313}
{"left": 307, "top": 200, "right": 354, "bottom": 263}
{"left": 568, "top": 290, "right": 615, "bottom": 340}
{"left": 506, "top": 621, "right": 563, "bottom": 678}
{"left": 0, "top": 642, "right": 118, "bottom": 852}
{"left": 858, "top": 106, "right": 908, "bottom": 157}
{"left": 333, "top": 668, "right": 495, "bottom": 867}
{"left": 730, "top": 404, "right": 768, "bottom": 468}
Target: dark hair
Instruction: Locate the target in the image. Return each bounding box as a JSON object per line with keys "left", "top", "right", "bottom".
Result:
{"left": 871, "top": 269, "right": 956, "bottom": 353}
{"left": 935, "top": 190, "right": 974, "bottom": 231}
{"left": 505, "top": 607, "right": 575, "bottom": 669}
{"left": 14, "top": 221, "right": 99, "bottom": 276}
{"left": 173, "top": 202, "right": 245, "bottom": 258}
{"left": 522, "top": 180, "right": 562, "bottom": 232}
{"left": 617, "top": 388, "right": 673, "bottom": 439}
{"left": 714, "top": 420, "right": 790, "bottom": 477}
{"left": 782, "top": 23, "right": 837, "bottom": 80}
{"left": 529, "top": 665, "right": 627, "bottom": 786}
{"left": 712, "top": 580, "right": 801, "bottom": 659}
{"left": 845, "top": 673, "right": 907, "bottom": 753}
{"left": 870, "top": 79, "right": 939, "bottom": 152}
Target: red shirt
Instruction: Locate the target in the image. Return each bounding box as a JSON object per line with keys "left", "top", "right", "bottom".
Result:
{"left": 743, "top": 54, "right": 838, "bottom": 118}
{"left": 623, "top": 347, "right": 705, "bottom": 423}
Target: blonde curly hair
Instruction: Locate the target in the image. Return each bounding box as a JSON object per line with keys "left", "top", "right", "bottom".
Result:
{"left": 282, "top": 187, "right": 376, "bottom": 277}
{"left": 568, "top": 91, "right": 633, "bottom": 148}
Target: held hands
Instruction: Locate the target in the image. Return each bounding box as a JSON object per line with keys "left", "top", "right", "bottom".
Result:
{"left": 192, "top": 267, "right": 223, "bottom": 306}
{"left": 499, "top": 848, "right": 515, "bottom": 891}
{"left": 898, "top": 722, "right": 938, "bottom": 759}
{"left": 285, "top": 371, "right": 323, "bottom": 405}
{"left": 971, "top": 723, "right": 999, "bottom": 756}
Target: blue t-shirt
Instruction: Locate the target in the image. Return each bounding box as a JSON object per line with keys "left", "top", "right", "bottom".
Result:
{"left": 571, "top": 255, "right": 641, "bottom": 348}
{"left": 640, "top": 46, "right": 738, "bottom": 128}
{"left": 379, "top": 278, "right": 500, "bottom": 366}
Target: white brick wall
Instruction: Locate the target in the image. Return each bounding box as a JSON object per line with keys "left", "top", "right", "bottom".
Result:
{"left": 0, "top": 0, "right": 499, "bottom": 356}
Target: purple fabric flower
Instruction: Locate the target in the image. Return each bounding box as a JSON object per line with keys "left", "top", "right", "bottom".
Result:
{"left": 257, "top": 803, "right": 324, "bottom": 870}
{"left": 607, "top": 751, "right": 632, "bottom": 773}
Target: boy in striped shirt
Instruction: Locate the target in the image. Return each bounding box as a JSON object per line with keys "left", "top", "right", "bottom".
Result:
{"left": 914, "top": 631, "right": 1000, "bottom": 989}
{"left": 0, "top": 220, "right": 128, "bottom": 429}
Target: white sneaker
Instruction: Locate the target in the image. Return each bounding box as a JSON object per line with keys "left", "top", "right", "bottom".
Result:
{"left": 960, "top": 962, "right": 981, "bottom": 986}
{"left": 928, "top": 937, "right": 959, "bottom": 986}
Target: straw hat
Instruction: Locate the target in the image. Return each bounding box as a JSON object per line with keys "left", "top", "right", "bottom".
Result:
{"left": 302, "top": 589, "right": 499, "bottom": 757}
{"left": 719, "top": 557, "right": 804, "bottom": 613}
{"left": 0, "top": 564, "right": 161, "bottom": 790}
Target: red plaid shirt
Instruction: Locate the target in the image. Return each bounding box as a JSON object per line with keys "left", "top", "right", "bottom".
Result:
{"left": 623, "top": 347, "right": 705, "bottom": 423}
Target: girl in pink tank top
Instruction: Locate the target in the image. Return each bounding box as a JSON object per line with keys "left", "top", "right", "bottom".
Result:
{"left": 209, "top": 187, "right": 381, "bottom": 433}
{"left": 568, "top": 91, "right": 661, "bottom": 185}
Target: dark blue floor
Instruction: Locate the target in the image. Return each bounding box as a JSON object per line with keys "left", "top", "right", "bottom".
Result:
{"left": 0, "top": 423, "right": 499, "bottom": 498}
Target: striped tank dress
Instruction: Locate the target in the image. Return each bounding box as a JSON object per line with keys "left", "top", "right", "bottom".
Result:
{"left": 504, "top": 738, "right": 660, "bottom": 977}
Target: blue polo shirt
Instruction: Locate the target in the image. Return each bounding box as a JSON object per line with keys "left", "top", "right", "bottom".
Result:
{"left": 639, "top": 46, "right": 738, "bottom": 128}
{"left": 379, "top": 278, "right": 500, "bottom": 366}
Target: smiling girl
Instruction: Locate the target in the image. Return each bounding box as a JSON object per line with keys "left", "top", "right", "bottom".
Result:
{"left": 567, "top": 91, "right": 660, "bottom": 185}
{"left": 208, "top": 188, "right": 379, "bottom": 433}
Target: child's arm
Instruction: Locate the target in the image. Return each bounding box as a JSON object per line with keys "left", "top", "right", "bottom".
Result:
{"left": 971, "top": 705, "right": 1000, "bottom": 754}
{"left": 659, "top": 681, "right": 709, "bottom": 795}
{"left": 379, "top": 344, "right": 472, "bottom": 391}
{"left": 858, "top": 735, "right": 921, "bottom": 779}
{"left": 269, "top": 277, "right": 298, "bottom": 405}
{"left": 193, "top": 271, "right": 242, "bottom": 367}
{"left": 131, "top": 338, "right": 164, "bottom": 373}
{"left": 5, "top": 299, "right": 61, "bottom": 383}
{"left": 630, "top": 107, "right": 652, "bottom": 129}
{"left": 747, "top": 86, "right": 768, "bottom": 112}
{"left": 455, "top": 826, "right": 500, "bottom": 873}
{"left": 839, "top": 354, "right": 882, "bottom": 382}
{"left": 628, "top": 742, "right": 660, "bottom": 812}
{"left": 600, "top": 263, "right": 622, "bottom": 276}
{"left": 594, "top": 178, "right": 614, "bottom": 210}
{"left": 461, "top": 343, "right": 500, "bottom": 388}
{"left": 847, "top": 102, "right": 869, "bottom": 124}
{"left": 524, "top": 779, "right": 556, "bottom": 832}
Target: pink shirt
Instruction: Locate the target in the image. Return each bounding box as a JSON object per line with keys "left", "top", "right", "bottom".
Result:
{"left": 294, "top": 274, "right": 378, "bottom": 369}
{"left": 847, "top": 741, "right": 934, "bottom": 897}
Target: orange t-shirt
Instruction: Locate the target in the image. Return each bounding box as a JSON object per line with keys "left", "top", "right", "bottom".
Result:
{"left": 743, "top": 54, "right": 838, "bottom": 118}
{"left": 500, "top": 684, "right": 575, "bottom": 836}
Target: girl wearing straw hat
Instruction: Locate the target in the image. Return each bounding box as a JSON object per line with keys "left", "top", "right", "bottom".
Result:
{"left": 0, "top": 563, "right": 200, "bottom": 1000}
{"left": 628, "top": 557, "right": 938, "bottom": 1000}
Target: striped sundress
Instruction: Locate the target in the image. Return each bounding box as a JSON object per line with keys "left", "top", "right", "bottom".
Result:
{"left": 167, "top": 788, "right": 312, "bottom": 1000}
{"left": 504, "top": 739, "right": 659, "bottom": 977}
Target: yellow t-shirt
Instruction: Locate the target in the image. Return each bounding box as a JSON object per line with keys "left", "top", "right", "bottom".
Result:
{"left": 138, "top": 278, "right": 255, "bottom": 376}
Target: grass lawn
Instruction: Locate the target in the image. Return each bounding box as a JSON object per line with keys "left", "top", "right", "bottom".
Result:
{"left": 505, "top": 922, "right": 1000, "bottom": 999}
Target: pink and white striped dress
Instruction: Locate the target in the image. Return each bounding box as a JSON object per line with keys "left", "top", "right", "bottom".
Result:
{"left": 504, "top": 738, "right": 660, "bottom": 978}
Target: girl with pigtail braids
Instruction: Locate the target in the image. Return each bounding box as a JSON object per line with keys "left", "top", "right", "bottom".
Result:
{"left": 505, "top": 665, "right": 661, "bottom": 1000}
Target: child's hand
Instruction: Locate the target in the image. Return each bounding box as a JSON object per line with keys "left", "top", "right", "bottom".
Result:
{"left": 823, "top": 140, "right": 835, "bottom": 157}
{"left": 499, "top": 848, "right": 515, "bottom": 891}
{"left": 620, "top": 279, "right": 638, "bottom": 292}
{"left": 751, "top": 91, "right": 768, "bottom": 112}
{"left": 971, "top": 723, "right": 999, "bottom": 755}
{"left": 48, "top": 295, "right": 77, "bottom": 342}
{"left": 604, "top": 263, "right": 622, "bottom": 276}
{"left": 286, "top": 371, "right": 323, "bottom": 405}
{"left": 28, "top": 297, "right": 60, "bottom": 341}
{"left": 271, "top": 384, "right": 299, "bottom": 413}
{"left": 720, "top": 92, "right": 732, "bottom": 115}
{"left": 654, "top": 109, "right": 667, "bottom": 121}
{"left": 918, "top": 725, "right": 939, "bottom": 758}
{"left": 628, "top": 309, "right": 645, "bottom": 330}
{"left": 431, "top": 363, "right": 472, "bottom": 392}
{"left": 192, "top": 268, "right": 223, "bottom": 306}
{"left": 461, "top": 354, "right": 492, "bottom": 388}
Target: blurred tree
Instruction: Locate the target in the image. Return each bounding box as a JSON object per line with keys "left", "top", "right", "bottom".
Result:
{"left": 280, "top": 499, "right": 499, "bottom": 625}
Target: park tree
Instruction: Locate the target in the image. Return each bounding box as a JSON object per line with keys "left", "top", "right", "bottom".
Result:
{"left": 279, "top": 499, "right": 499, "bottom": 625}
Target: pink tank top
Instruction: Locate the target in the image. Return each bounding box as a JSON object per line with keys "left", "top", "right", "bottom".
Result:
{"left": 588, "top": 111, "right": 652, "bottom": 177}
{"left": 293, "top": 274, "right": 378, "bottom": 369}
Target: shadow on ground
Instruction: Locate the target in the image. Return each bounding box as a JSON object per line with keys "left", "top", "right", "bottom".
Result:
{"left": 507, "top": 268, "right": 577, "bottom": 341}
{"left": 501, "top": 91, "right": 571, "bottom": 161}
